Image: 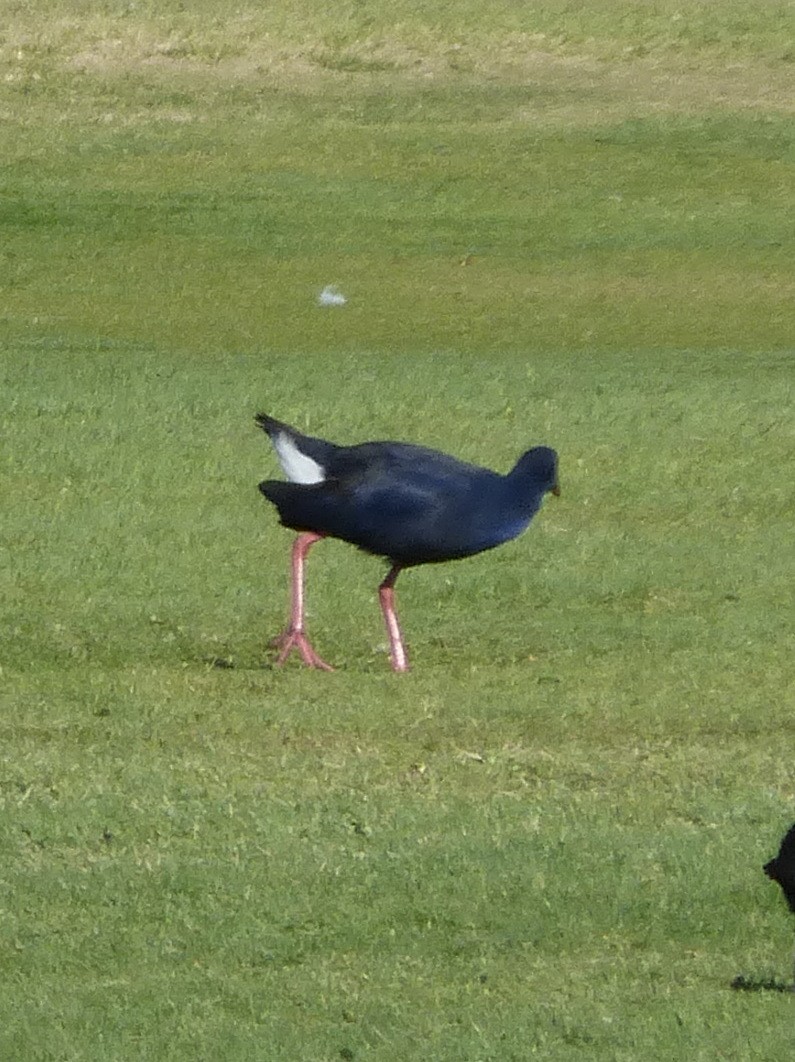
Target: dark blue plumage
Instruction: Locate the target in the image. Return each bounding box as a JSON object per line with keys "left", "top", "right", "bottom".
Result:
{"left": 763, "top": 823, "right": 795, "bottom": 989}
{"left": 256, "top": 413, "right": 559, "bottom": 671}
{"left": 765, "top": 824, "right": 795, "bottom": 914}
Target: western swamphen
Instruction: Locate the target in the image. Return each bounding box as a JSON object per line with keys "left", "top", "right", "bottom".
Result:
{"left": 764, "top": 824, "right": 795, "bottom": 987}
{"left": 765, "top": 824, "right": 795, "bottom": 914}
{"left": 256, "top": 413, "right": 559, "bottom": 672}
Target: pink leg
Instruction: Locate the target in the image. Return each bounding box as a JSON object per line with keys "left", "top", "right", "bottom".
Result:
{"left": 271, "top": 532, "right": 334, "bottom": 671}
{"left": 379, "top": 565, "right": 409, "bottom": 673}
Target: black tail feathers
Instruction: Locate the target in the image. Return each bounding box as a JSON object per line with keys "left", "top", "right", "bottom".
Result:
{"left": 255, "top": 413, "right": 284, "bottom": 438}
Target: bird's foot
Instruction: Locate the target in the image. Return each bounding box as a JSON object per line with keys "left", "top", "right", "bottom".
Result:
{"left": 270, "top": 628, "right": 334, "bottom": 671}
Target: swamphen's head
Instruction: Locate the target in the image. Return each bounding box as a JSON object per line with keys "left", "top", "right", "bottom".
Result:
{"left": 514, "top": 445, "right": 561, "bottom": 498}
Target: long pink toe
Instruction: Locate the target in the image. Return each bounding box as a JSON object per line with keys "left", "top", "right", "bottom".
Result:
{"left": 271, "top": 628, "right": 334, "bottom": 671}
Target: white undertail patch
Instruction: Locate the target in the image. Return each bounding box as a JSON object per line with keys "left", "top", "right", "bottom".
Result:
{"left": 274, "top": 432, "right": 325, "bottom": 484}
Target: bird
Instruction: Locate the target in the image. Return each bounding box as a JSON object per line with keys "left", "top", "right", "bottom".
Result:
{"left": 764, "top": 823, "right": 795, "bottom": 989}
{"left": 765, "top": 824, "right": 795, "bottom": 914}
{"left": 255, "top": 413, "right": 560, "bottom": 672}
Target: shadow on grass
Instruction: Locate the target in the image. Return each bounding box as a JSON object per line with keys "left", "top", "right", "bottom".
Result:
{"left": 731, "top": 974, "right": 793, "bottom": 994}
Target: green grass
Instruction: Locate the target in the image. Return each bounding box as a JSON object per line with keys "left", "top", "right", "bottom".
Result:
{"left": 1, "top": 2, "right": 794, "bottom": 1058}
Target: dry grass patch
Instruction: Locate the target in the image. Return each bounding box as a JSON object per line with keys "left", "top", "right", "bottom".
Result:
{"left": 3, "top": 5, "right": 794, "bottom": 119}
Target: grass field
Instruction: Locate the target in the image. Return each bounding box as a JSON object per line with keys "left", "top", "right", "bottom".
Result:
{"left": 2, "top": 2, "right": 794, "bottom": 1058}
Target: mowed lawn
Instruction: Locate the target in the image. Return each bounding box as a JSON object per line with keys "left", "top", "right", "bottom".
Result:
{"left": 1, "top": 2, "right": 794, "bottom": 1058}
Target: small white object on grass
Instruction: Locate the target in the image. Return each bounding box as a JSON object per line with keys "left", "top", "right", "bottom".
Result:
{"left": 318, "top": 285, "right": 347, "bottom": 307}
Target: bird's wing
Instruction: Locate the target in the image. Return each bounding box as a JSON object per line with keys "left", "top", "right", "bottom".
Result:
{"left": 327, "top": 450, "right": 509, "bottom": 561}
